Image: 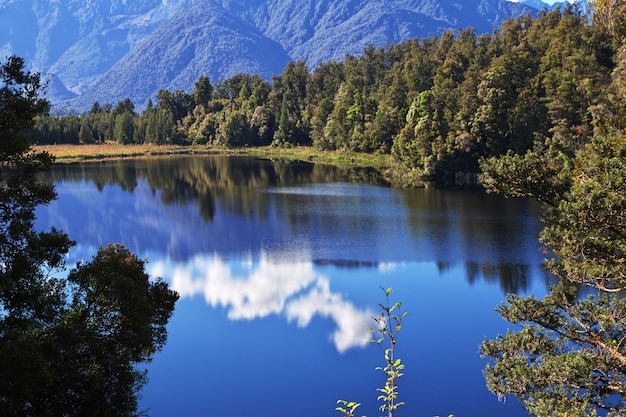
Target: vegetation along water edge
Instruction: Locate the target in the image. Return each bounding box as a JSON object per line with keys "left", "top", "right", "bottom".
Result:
{"left": 33, "top": 143, "right": 393, "bottom": 171}
{"left": 32, "top": 4, "right": 626, "bottom": 188}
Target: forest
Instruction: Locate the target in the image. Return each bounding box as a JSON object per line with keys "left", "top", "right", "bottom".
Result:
{"left": 5, "top": 0, "right": 626, "bottom": 415}
{"left": 33, "top": 3, "right": 625, "bottom": 188}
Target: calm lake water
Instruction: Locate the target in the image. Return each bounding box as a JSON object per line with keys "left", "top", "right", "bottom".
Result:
{"left": 35, "top": 155, "right": 550, "bottom": 417}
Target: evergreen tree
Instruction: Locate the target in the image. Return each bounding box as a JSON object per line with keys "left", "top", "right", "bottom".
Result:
{"left": 192, "top": 75, "right": 213, "bottom": 109}
{"left": 114, "top": 111, "right": 135, "bottom": 144}
{"left": 480, "top": 134, "right": 626, "bottom": 416}
{"left": 78, "top": 116, "right": 93, "bottom": 144}
{"left": 0, "top": 56, "right": 178, "bottom": 416}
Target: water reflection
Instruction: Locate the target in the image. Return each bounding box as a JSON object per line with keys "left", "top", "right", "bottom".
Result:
{"left": 36, "top": 156, "right": 549, "bottom": 417}
{"left": 38, "top": 156, "right": 546, "bottom": 295}
{"left": 46, "top": 156, "right": 386, "bottom": 222}
{"left": 152, "top": 253, "right": 373, "bottom": 352}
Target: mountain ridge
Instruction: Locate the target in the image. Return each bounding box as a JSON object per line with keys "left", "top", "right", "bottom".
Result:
{"left": 0, "top": 0, "right": 553, "bottom": 111}
{"left": 69, "top": 1, "right": 290, "bottom": 111}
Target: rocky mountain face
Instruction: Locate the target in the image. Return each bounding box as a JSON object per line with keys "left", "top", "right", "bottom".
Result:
{"left": 0, "top": 0, "right": 542, "bottom": 112}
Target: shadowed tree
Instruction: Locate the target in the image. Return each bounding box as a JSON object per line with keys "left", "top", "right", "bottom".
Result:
{"left": 0, "top": 55, "right": 178, "bottom": 417}
{"left": 480, "top": 133, "right": 626, "bottom": 416}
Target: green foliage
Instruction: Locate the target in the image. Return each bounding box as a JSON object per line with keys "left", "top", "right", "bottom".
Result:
{"left": 370, "top": 287, "right": 408, "bottom": 417}
{"left": 192, "top": 75, "right": 213, "bottom": 109}
{"left": 114, "top": 111, "right": 135, "bottom": 144}
{"left": 0, "top": 56, "right": 179, "bottom": 416}
{"left": 32, "top": 6, "right": 626, "bottom": 187}
{"left": 337, "top": 287, "right": 408, "bottom": 417}
{"left": 337, "top": 288, "right": 455, "bottom": 417}
{"left": 336, "top": 400, "right": 363, "bottom": 417}
{"left": 589, "top": 0, "right": 626, "bottom": 41}
{"left": 0, "top": 56, "right": 49, "bottom": 148}
{"left": 481, "top": 281, "right": 626, "bottom": 416}
{"left": 480, "top": 120, "right": 626, "bottom": 413}
{"left": 478, "top": 17, "right": 626, "bottom": 408}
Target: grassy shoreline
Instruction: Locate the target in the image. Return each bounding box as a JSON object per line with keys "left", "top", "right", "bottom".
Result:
{"left": 33, "top": 143, "right": 393, "bottom": 170}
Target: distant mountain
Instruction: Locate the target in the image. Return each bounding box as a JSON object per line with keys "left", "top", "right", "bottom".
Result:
{"left": 70, "top": 1, "right": 290, "bottom": 111}
{"left": 1, "top": 0, "right": 549, "bottom": 112}
{"left": 213, "top": 0, "right": 539, "bottom": 66}
{"left": 2, "top": 0, "right": 195, "bottom": 106}
{"left": 512, "top": 0, "right": 576, "bottom": 10}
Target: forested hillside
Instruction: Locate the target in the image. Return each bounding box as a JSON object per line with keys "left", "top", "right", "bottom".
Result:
{"left": 33, "top": 4, "right": 626, "bottom": 186}
{"left": 1, "top": 0, "right": 536, "bottom": 109}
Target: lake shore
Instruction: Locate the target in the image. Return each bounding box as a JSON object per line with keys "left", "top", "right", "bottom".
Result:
{"left": 34, "top": 143, "right": 393, "bottom": 170}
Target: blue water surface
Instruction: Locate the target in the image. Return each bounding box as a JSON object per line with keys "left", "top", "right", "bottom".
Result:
{"left": 35, "top": 156, "right": 549, "bottom": 417}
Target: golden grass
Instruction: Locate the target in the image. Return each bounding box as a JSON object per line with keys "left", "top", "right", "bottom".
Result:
{"left": 34, "top": 144, "right": 202, "bottom": 162}
{"left": 33, "top": 143, "right": 393, "bottom": 169}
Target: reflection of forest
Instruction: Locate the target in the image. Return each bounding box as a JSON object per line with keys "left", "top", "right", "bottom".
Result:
{"left": 403, "top": 189, "right": 550, "bottom": 294}
{"left": 45, "top": 156, "right": 549, "bottom": 294}
{"left": 466, "top": 262, "right": 555, "bottom": 294}
{"left": 46, "top": 156, "right": 386, "bottom": 221}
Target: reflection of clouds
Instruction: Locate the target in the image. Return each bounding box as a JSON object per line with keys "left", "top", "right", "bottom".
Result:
{"left": 379, "top": 262, "right": 400, "bottom": 273}
{"left": 285, "top": 278, "right": 373, "bottom": 353}
{"left": 150, "top": 254, "right": 372, "bottom": 352}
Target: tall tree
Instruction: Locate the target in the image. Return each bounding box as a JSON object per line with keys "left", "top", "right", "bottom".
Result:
{"left": 114, "top": 111, "right": 136, "bottom": 144}
{"left": 272, "top": 61, "right": 311, "bottom": 145}
{"left": 479, "top": 135, "right": 626, "bottom": 415}
{"left": 0, "top": 56, "right": 178, "bottom": 416}
{"left": 589, "top": 0, "right": 626, "bottom": 39}
{"left": 192, "top": 75, "right": 214, "bottom": 109}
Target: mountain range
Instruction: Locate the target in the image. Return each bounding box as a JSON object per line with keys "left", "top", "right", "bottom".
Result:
{"left": 0, "top": 0, "right": 563, "bottom": 112}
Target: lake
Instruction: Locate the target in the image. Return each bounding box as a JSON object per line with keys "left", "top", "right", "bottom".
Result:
{"left": 35, "top": 155, "right": 550, "bottom": 417}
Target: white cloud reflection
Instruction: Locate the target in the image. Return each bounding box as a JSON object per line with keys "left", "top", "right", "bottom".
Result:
{"left": 150, "top": 254, "right": 373, "bottom": 352}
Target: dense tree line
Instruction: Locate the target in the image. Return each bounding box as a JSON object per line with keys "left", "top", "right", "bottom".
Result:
{"left": 34, "top": 4, "right": 624, "bottom": 186}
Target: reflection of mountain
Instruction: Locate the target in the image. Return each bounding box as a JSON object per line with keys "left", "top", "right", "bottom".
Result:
{"left": 38, "top": 156, "right": 548, "bottom": 294}
{"left": 151, "top": 254, "right": 373, "bottom": 352}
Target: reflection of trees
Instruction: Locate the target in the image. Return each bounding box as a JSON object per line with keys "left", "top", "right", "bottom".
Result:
{"left": 47, "top": 162, "right": 141, "bottom": 192}
{"left": 464, "top": 262, "right": 531, "bottom": 294}
{"left": 47, "top": 156, "right": 386, "bottom": 222}
{"left": 435, "top": 261, "right": 556, "bottom": 295}
{"left": 45, "top": 157, "right": 549, "bottom": 295}
{"left": 408, "top": 189, "right": 548, "bottom": 294}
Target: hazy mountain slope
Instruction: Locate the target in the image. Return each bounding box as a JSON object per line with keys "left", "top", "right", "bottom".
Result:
{"left": 1, "top": 0, "right": 542, "bottom": 111}
{"left": 293, "top": 5, "right": 446, "bottom": 65}
{"left": 1, "top": 0, "right": 195, "bottom": 98}
{"left": 69, "top": 1, "right": 289, "bottom": 110}
{"left": 0, "top": 0, "right": 39, "bottom": 63}
{"left": 215, "top": 0, "right": 535, "bottom": 65}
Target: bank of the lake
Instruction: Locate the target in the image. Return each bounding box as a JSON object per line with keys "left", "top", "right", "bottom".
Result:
{"left": 34, "top": 144, "right": 393, "bottom": 171}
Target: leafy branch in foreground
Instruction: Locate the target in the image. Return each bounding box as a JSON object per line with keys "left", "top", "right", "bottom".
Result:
{"left": 370, "top": 287, "right": 408, "bottom": 417}
{"left": 336, "top": 287, "right": 454, "bottom": 417}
